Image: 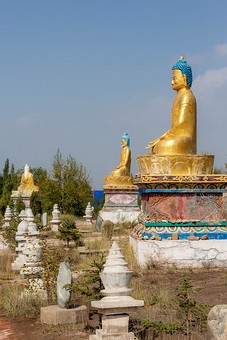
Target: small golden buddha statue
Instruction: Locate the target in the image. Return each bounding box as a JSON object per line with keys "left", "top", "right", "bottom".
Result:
{"left": 18, "top": 164, "right": 39, "bottom": 193}
{"left": 146, "top": 56, "right": 197, "bottom": 155}
{"left": 104, "top": 133, "right": 134, "bottom": 186}
{"left": 111, "top": 132, "right": 131, "bottom": 177}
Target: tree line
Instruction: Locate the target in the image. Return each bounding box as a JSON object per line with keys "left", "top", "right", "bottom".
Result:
{"left": 0, "top": 149, "right": 93, "bottom": 217}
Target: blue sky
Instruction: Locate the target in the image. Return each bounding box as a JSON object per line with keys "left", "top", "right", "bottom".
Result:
{"left": 1, "top": 1, "right": 227, "bottom": 188}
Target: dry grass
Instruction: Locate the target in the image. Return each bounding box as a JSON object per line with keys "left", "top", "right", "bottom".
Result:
{"left": 0, "top": 284, "right": 44, "bottom": 318}
{"left": 84, "top": 237, "right": 111, "bottom": 251}
{"left": 0, "top": 249, "right": 16, "bottom": 280}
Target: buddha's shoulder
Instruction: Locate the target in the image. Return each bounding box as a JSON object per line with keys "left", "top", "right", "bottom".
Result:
{"left": 178, "top": 88, "right": 196, "bottom": 102}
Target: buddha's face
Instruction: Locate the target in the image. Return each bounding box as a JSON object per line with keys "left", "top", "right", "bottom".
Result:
{"left": 171, "top": 69, "right": 187, "bottom": 91}
{"left": 121, "top": 138, "right": 128, "bottom": 147}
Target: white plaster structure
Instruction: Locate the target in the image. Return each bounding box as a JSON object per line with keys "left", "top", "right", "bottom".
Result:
{"left": 3, "top": 205, "right": 13, "bottom": 228}
{"left": 19, "top": 209, "right": 27, "bottom": 220}
{"left": 20, "top": 219, "right": 42, "bottom": 275}
{"left": 42, "top": 212, "right": 48, "bottom": 227}
{"left": 90, "top": 241, "right": 144, "bottom": 340}
{"left": 50, "top": 204, "right": 61, "bottom": 231}
{"left": 99, "top": 190, "right": 141, "bottom": 224}
{"left": 130, "top": 236, "right": 227, "bottom": 268}
{"left": 12, "top": 218, "right": 28, "bottom": 271}
{"left": 99, "top": 207, "right": 140, "bottom": 225}
{"left": 26, "top": 208, "right": 34, "bottom": 223}
{"left": 83, "top": 202, "right": 94, "bottom": 225}
{"left": 12, "top": 209, "right": 42, "bottom": 274}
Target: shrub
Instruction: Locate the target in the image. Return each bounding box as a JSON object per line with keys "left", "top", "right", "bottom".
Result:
{"left": 72, "top": 254, "right": 106, "bottom": 301}
{"left": 174, "top": 276, "right": 210, "bottom": 336}
{"left": 58, "top": 219, "right": 82, "bottom": 247}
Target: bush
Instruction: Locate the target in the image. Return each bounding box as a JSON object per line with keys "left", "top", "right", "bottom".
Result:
{"left": 58, "top": 220, "right": 82, "bottom": 247}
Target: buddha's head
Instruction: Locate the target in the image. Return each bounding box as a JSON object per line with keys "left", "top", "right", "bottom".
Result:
{"left": 24, "top": 164, "right": 30, "bottom": 178}
{"left": 121, "top": 132, "right": 130, "bottom": 148}
{"left": 172, "top": 56, "right": 192, "bottom": 90}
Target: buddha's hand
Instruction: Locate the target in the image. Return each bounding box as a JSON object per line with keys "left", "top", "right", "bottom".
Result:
{"left": 146, "top": 138, "right": 160, "bottom": 150}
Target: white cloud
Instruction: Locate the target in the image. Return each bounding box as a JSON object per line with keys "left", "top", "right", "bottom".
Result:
{"left": 193, "top": 67, "right": 227, "bottom": 94}
{"left": 214, "top": 43, "right": 227, "bottom": 58}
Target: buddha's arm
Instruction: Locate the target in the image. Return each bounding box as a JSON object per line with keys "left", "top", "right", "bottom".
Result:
{"left": 146, "top": 96, "right": 193, "bottom": 149}
{"left": 116, "top": 148, "right": 130, "bottom": 168}
{"left": 146, "top": 131, "right": 169, "bottom": 149}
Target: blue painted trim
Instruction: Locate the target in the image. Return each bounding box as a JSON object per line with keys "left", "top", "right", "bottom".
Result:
{"left": 142, "top": 232, "right": 227, "bottom": 240}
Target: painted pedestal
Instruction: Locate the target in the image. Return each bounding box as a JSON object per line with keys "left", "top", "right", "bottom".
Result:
{"left": 98, "top": 185, "right": 141, "bottom": 224}
{"left": 131, "top": 174, "right": 227, "bottom": 267}
{"left": 134, "top": 174, "right": 227, "bottom": 239}
{"left": 11, "top": 190, "right": 33, "bottom": 213}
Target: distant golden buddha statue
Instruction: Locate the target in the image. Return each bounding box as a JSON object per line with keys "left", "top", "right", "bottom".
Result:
{"left": 18, "top": 164, "right": 39, "bottom": 193}
{"left": 146, "top": 56, "right": 197, "bottom": 155}
{"left": 111, "top": 133, "right": 131, "bottom": 177}
{"left": 104, "top": 133, "right": 134, "bottom": 186}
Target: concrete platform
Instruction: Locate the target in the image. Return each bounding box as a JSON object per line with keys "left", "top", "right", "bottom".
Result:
{"left": 40, "top": 304, "right": 88, "bottom": 325}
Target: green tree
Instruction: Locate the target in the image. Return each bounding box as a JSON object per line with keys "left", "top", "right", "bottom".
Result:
{"left": 30, "top": 191, "right": 42, "bottom": 216}
{"left": 40, "top": 178, "right": 61, "bottom": 214}
{"left": 50, "top": 150, "right": 92, "bottom": 215}
{"left": 28, "top": 167, "right": 48, "bottom": 216}
{"left": 53, "top": 148, "right": 64, "bottom": 189}
{"left": 174, "top": 277, "right": 209, "bottom": 339}
{"left": 0, "top": 159, "right": 20, "bottom": 214}
{"left": 58, "top": 220, "right": 82, "bottom": 247}
{"left": 15, "top": 195, "right": 25, "bottom": 213}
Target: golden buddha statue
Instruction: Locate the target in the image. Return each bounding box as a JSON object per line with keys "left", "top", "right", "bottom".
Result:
{"left": 136, "top": 56, "right": 214, "bottom": 175}
{"left": 146, "top": 56, "right": 197, "bottom": 155}
{"left": 18, "top": 164, "right": 39, "bottom": 193}
{"left": 111, "top": 132, "right": 131, "bottom": 177}
{"left": 104, "top": 133, "right": 135, "bottom": 186}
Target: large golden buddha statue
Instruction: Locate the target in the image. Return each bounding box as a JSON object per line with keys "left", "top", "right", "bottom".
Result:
{"left": 18, "top": 164, "right": 39, "bottom": 193}
{"left": 137, "top": 56, "right": 214, "bottom": 175}
{"left": 147, "top": 56, "right": 196, "bottom": 154}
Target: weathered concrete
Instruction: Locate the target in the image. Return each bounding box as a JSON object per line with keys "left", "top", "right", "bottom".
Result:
{"left": 40, "top": 305, "right": 88, "bottom": 325}
{"left": 130, "top": 236, "right": 227, "bottom": 268}
{"left": 90, "top": 314, "right": 135, "bottom": 340}
{"left": 207, "top": 305, "right": 227, "bottom": 339}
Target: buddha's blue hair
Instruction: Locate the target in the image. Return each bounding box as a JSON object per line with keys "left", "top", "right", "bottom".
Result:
{"left": 122, "top": 132, "right": 130, "bottom": 147}
{"left": 172, "top": 58, "right": 193, "bottom": 87}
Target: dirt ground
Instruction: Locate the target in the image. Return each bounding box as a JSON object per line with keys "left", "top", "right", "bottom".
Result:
{"left": 1, "top": 267, "right": 227, "bottom": 340}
